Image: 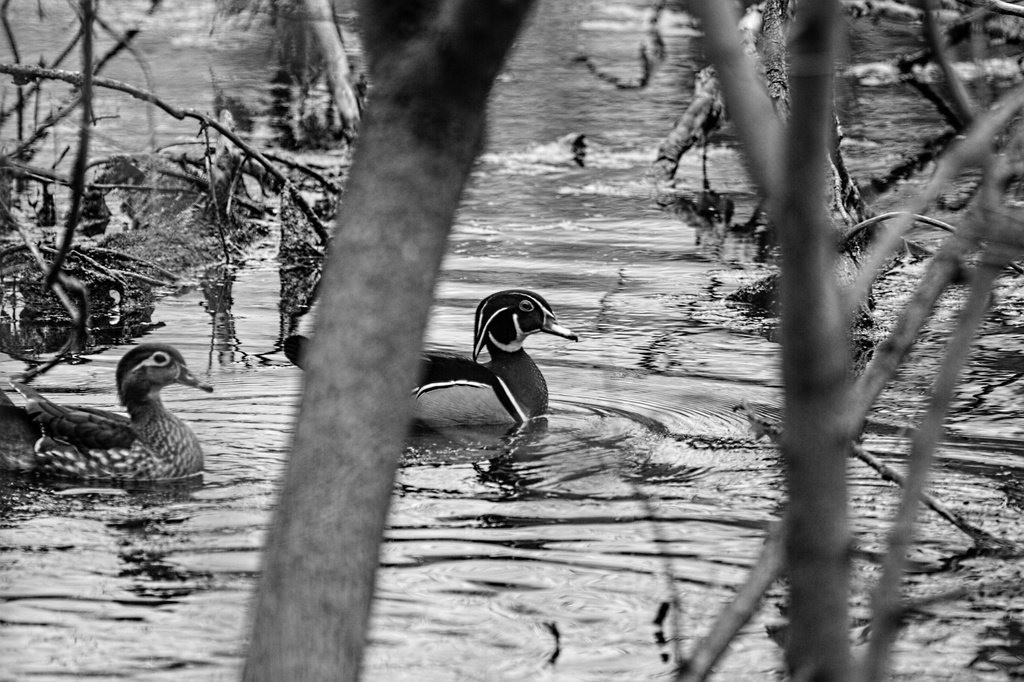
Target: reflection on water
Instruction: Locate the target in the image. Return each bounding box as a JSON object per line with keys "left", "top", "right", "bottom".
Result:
{"left": 3, "top": 1, "right": 1024, "bottom": 681}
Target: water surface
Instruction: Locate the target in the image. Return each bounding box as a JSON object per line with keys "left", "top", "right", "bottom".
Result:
{"left": 2, "top": 2, "right": 1023, "bottom": 681}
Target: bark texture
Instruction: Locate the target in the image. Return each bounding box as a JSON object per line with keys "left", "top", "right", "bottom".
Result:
{"left": 242, "top": 2, "right": 536, "bottom": 680}
{"left": 692, "top": 1, "right": 853, "bottom": 679}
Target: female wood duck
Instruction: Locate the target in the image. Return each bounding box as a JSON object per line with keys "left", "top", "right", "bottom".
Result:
{"left": 284, "top": 289, "right": 578, "bottom": 428}
{"left": 0, "top": 343, "right": 213, "bottom": 481}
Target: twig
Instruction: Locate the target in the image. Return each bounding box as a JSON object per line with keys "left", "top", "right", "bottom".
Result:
{"left": 862, "top": 155, "right": 1022, "bottom": 682}
{"left": 842, "top": 211, "right": 957, "bottom": 243}
{"left": 985, "top": 0, "right": 1024, "bottom": 19}
{"left": 262, "top": 150, "right": 342, "bottom": 194}
{"left": 0, "top": 62, "right": 330, "bottom": 244}
{"left": 99, "top": 265, "right": 172, "bottom": 287}
{"left": 577, "top": 1, "right": 666, "bottom": 90}
{"left": 900, "top": 577, "right": 1024, "bottom": 616}
{"left": 922, "top": 0, "right": 974, "bottom": 128}
{"left": 1, "top": 0, "right": 23, "bottom": 141}
{"left": 81, "top": 245, "right": 179, "bottom": 281}
{"left": 845, "top": 212, "right": 1024, "bottom": 276}
{"left": 6, "top": 219, "right": 88, "bottom": 383}
{"left": 631, "top": 485, "right": 685, "bottom": 665}
{"left": 846, "top": 84, "right": 1024, "bottom": 315}
{"left": 201, "top": 122, "right": 231, "bottom": 265}
{"left": 46, "top": 0, "right": 94, "bottom": 289}
{"left": 851, "top": 444, "right": 1011, "bottom": 549}
{"left": 37, "top": 243, "right": 127, "bottom": 287}
{"left": 90, "top": 8, "right": 157, "bottom": 149}
{"left": 676, "top": 522, "right": 785, "bottom": 682}
{"left": 849, "top": 230, "right": 974, "bottom": 427}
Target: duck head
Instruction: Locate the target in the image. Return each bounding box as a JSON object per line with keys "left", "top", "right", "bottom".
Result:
{"left": 116, "top": 343, "right": 214, "bottom": 406}
{"left": 472, "top": 290, "right": 578, "bottom": 361}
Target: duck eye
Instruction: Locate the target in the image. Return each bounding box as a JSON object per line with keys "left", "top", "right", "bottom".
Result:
{"left": 519, "top": 300, "right": 534, "bottom": 312}
{"left": 151, "top": 352, "right": 170, "bottom": 366}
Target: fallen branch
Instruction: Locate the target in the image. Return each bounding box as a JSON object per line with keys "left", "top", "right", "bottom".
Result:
{"left": 846, "top": 83, "right": 1024, "bottom": 314}
{"left": 0, "top": 62, "right": 330, "bottom": 245}
{"left": 650, "top": 67, "right": 722, "bottom": 183}
{"left": 862, "top": 152, "right": 1024, "bottom": 681}
{"left": 852, "top": 444, "right": 1012, "bottom": 550}
{"left": 83, "top": 245, "right": 180, "bottom": 282}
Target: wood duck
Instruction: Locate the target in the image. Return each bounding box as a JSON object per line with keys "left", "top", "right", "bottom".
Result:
{"left": 284, "top": 289, "right": 578, "bottom": 428}
{"left": 0, "top": 343, "right": 213, "bottom": 481}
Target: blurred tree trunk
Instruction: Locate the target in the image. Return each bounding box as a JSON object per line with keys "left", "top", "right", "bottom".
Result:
{"left": 242, "top": 2, "right": 535, "bottom": 680}
{"left": 693, "top": 0, "right": 853, "bottom": 679}
{"left": 775, "top": 3, "right": 853, "bottom": 679}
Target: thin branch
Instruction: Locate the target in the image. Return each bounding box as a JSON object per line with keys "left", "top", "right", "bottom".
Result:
{"left": 846, "top": 84, "right": 1024, "bottom": 315}
{"left": 0, "top": 25, "right": 81, "bottom": 128}
{"left": 83, "top": 245, "right": 180, "bottom": 281}
{"left": 676, "top": 523, "right": 785, "bottom": 682}
{"left": 578, "top": 1, "right": 666, "bottom": 90}
{"left": 263, "top": 150, "right": 342, "bottom": 194}
{"left": 922, "top": 0, "right": 974, "bottom": 128}
{"left": 984, "top": 0, "right": 1024, "bottom": 19}
{"left": 689, "top": 0, "right": 782, "bottom": 193}
{"left": 45, "top": 0, "right": 94, "bottom": 288}
{"left": 861, "top": 160, "right": 1022, "bottom": 682}
{"left": 6, "top": 218, "right": 88, "bottom": 383}
{"left": 851, "top": 444, "right": 1011, "bottom": 548}
{"left": 0, "top": 62, "right": 331, "bottom": 243}
{"left": 0, "top": 0, "right": 24, "bottom": 142}
{"left": 91, "top": 11, "right": 156, "bottom": 150}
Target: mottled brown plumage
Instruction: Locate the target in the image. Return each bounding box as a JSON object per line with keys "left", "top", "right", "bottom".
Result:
{"left": 0, "top": 343, "right": 213, "bottom": 480}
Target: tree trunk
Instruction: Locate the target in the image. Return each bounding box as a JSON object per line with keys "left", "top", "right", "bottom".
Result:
{"left": 242, "top": 2, "right": 536, "bottom": 680}
{"left": 693, "top": 1, "right": 854, "bottom": 679}
{"left": 776, "top": 3, "right": 853, "bottom": 678}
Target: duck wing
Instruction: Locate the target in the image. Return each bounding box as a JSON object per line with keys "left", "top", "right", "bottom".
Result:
{"left": 12, "top": 383, "right": 136, "bottom": 452}
{"left": 0, "top": 389, "right": 43, "bottom": 471}
{"left": 414, "top": 353, "right": 526, "bottom": 426}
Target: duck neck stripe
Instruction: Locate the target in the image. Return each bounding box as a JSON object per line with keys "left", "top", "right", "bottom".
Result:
{"left": 474, "top": 305, "right": 511, "bottom": 360}
{"left": 494, "top": 376, "right": 527, "bottom": 422}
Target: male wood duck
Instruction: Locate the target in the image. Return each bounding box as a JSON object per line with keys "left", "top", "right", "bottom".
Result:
{"left": 0, "top": 343, "right": 213, "bottom": 481}
{"left": 284, "top": 289, "right": 578, "bottom": 428}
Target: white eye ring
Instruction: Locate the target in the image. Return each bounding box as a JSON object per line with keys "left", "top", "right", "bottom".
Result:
{"left": 519, "top": 300, "right": 534, "bottom": 312}
{"left": 151, "top": 352, "right": 170, "bottom": 366}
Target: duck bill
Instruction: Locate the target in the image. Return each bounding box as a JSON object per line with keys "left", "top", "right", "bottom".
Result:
{"left": 178, "top": 367, "right": 214, "bottom": 393}
{"left": 541, "top": 316, "right": 578, "bottom": 342}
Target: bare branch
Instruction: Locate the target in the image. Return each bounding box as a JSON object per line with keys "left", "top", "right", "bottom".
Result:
{"left": 852, "top": 444, "right": 1011, "bottom": 548}
{"left": 861, "top": 155, "right": 1024, "bottom": 682}
{"left": 846, "top": 84, "right": 1024, "bottom": 315}
{"left": 922, "top": 0, "right": 974, "bottom": 128}
{"left": 676, "top": 523, "right": 785, "bottom": 682}
{"left": 690, "top": 1, "right": 782, "bottom": 193}
{"left": 47, "top": 0, "right": 94, "bottom": 289}
{"left": 0, "top": 61, "right": 331, "bottom": 244}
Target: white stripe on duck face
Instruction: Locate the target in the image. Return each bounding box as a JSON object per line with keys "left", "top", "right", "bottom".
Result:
{"left": 488, "top": 310, "right": 530, "bottom": 353}
{"left": 473, "top": 305, "right": 510, "bottom": 360}
{"left": 129, "top": 351, "right": 174, "bottom": 375}
{"left": 473, "top": 291, "right": 553, "bottom": 360}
